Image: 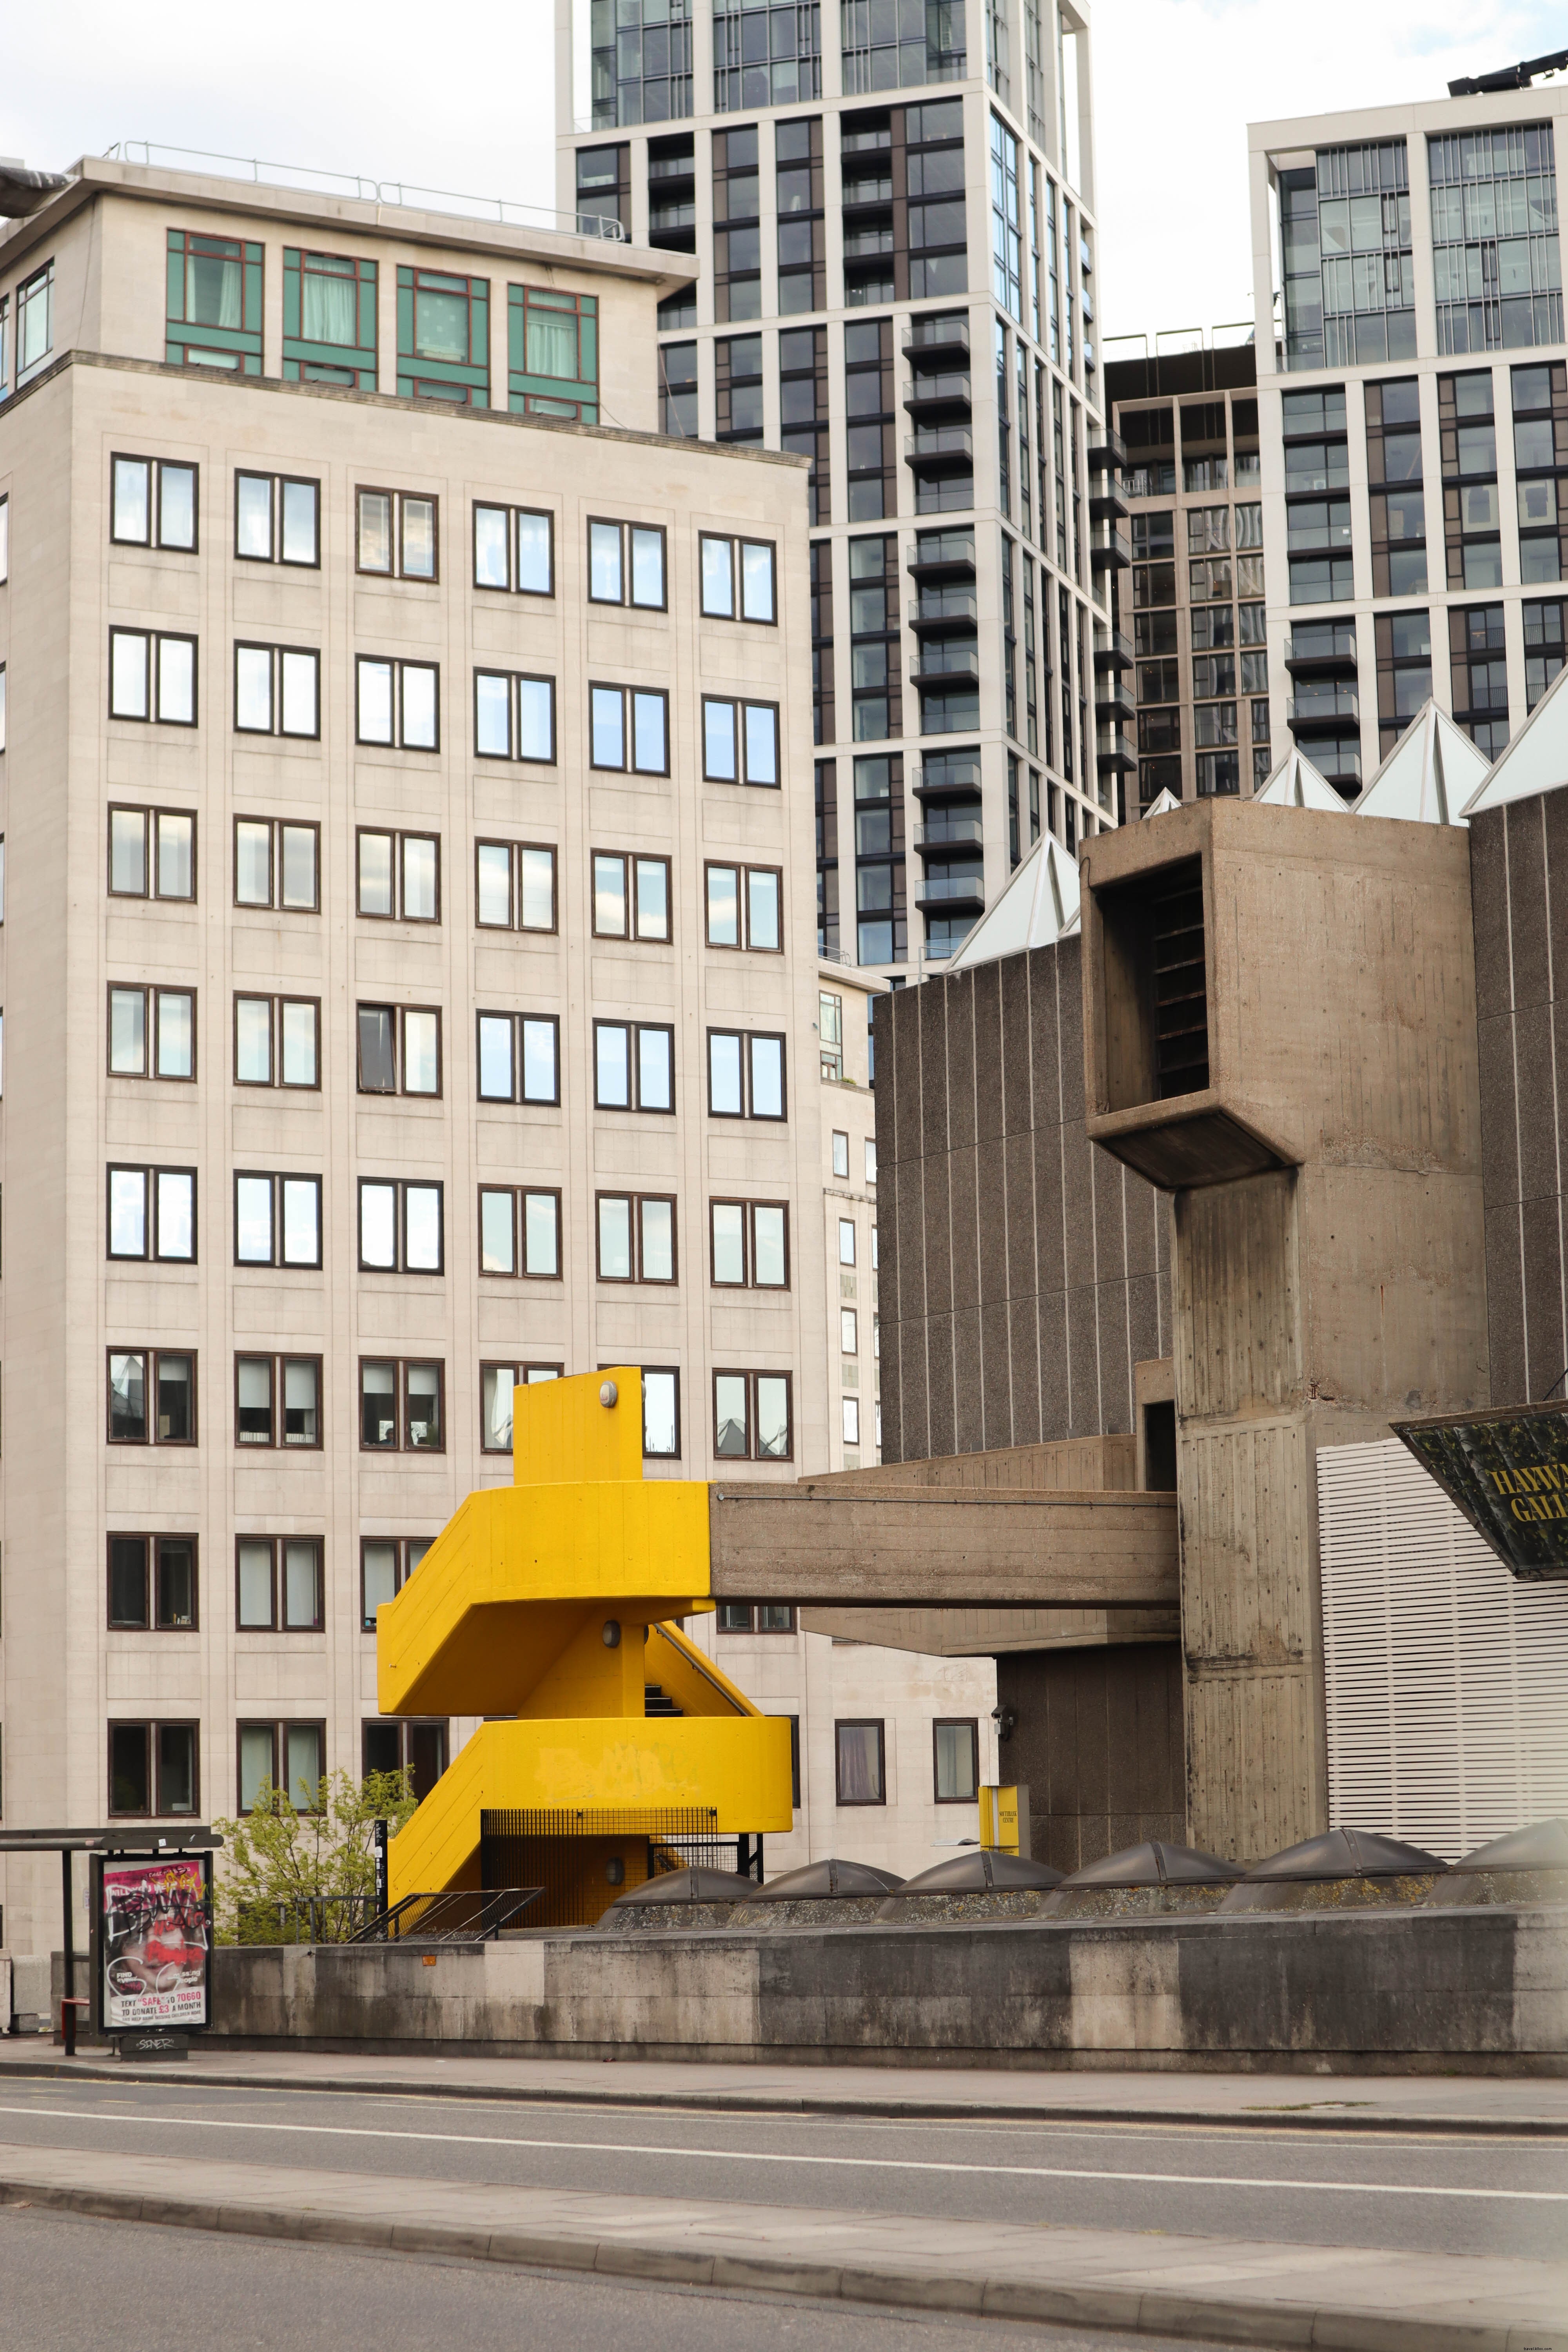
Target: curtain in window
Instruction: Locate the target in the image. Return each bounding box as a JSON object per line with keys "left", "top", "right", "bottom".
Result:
{"left": 189, "top": 254, "right": 241, "bottom": 330}
{"left": 302, "top": 273, "right": 356, "bottom": 347}
{"left": 836, "top": 1721, "right": 882, "bottom": 1802}
{"left": 526, "top": 309, "right": 579, "bottom": 379}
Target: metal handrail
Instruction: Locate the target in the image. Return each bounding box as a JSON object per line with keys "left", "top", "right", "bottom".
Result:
{"left": 348, "top": 1887, "right": 543, "bottom": 1944}
{"left": 102, "top": 142, "right": 628, "bottom": 241}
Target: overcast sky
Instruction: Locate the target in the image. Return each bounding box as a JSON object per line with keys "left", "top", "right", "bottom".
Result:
{"left": 7, "top": 0, "right": 1567, "bottom": 344}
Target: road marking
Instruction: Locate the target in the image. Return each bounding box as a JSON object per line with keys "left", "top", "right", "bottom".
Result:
{"left": 0, "top": 2104, "right": 1561, "bottom": 2204}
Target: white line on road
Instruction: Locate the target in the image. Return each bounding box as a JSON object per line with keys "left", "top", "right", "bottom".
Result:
{"left": 0, "top": 2103, "right": 1561, "bottom": 2203}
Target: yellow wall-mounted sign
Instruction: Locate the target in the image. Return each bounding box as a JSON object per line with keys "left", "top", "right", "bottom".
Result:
{"left": 979, "top": 1784, "right": 1031, "bottom": 1856}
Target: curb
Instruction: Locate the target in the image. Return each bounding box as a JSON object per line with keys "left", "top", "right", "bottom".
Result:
{"left": 1, "top": 2054, "right": 1563, "bottom": 2138}
{"left": 0, "top": 2168, "right": 1554, "bottom": 2352}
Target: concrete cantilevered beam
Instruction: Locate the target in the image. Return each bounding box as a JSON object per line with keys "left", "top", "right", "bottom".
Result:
{"left": 707, "top": 1484, "right": 1178, "bottom": 1609}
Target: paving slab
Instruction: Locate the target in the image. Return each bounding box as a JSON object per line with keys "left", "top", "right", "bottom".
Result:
{"left": 0, "top": 2140, "right": 1563, "bottom": 2351}
{"left": 1, "top": 2038, "right": 1565, "bottom": 2135}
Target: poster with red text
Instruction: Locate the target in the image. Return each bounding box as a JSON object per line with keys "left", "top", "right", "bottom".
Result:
{"left": 99, "top": 1856, "right": 210, "bottom": 2031}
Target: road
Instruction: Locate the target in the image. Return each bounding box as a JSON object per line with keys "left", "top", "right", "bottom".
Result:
{"left": 0, "top": 2075, "right": 1558, "bottom": 2262}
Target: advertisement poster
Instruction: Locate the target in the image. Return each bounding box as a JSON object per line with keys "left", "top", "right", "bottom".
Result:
{"left": 98, "top": 1855, "right": 211, "bottom": 2032}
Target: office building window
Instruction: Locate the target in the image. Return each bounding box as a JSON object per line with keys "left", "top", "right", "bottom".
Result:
{"left": 934, "top": 1717, "right": 978, "bottom": 1801}
{"left": 106, "top": 1166, "right": 195, "bottom": 1261}
{"left": 361, "top": 1537, "right": 435, "bottom": 1625}
{"left": 283, "top": 247, "right": 377, "bottom": 386}
{"left": 235, "top": 1356, "right": 321, "bottom": 1448}
{"left": 234, "top": 817, "right": 317, "bottom": 911}
{"left": 473, "top": 670, "right": 556, "bottom": 764}
{"left": 1278, "top": 140, "right": 1413, "bottom": 372}
{"left": 853, "top": 752, "right": 906, "bottom": 965}
{"left": 1450, "top": 602, "right": 1510, "bottom": 755}
{"left": 477, "top": 1011, "right": 560, "bottom": 1105}
{"left": 1283, "top": 387, "right": 1352, "bottom": 603}
{"left": 594, "top": 1020, "right": 674, "bottom": 1112}
{"left": 107, "top": 1350, "right": 196, "bottom": 1446}
{"left": 713, "top": 1368, "right": 792, "bottom": 1461}
{"left": 359, "top": 1359, "right": 444, "bottom": 1452}
{"left": 109, "top": 1722, "right": 198, "bottom": 1817}
{"left": 841, "top": 1394, "right": 861, "bottom": 1446}
{"left": 820, "top": 987, "right": 843, "bottom": 1080}
{"left": 356, "top": 1005, "right": 441, "bottom": 1098}
{"left": 781, "top": 327, "right": 830, "bottom": 521}
{"left": 107, "top": 989, "right": 195, "bottom": 1082}
{"left": 588, "top": 517, "right": 666, "bottom": 608}
{"left": 596, "top": 1193, "right": 677, "bottom": 1283}
{"left": 658, "top": 340, "right": 698, "bottom": 436}
{"left": 358, "top": 1180, "right": 444, "bottom": 1274}
{"left": 1374, "top": 609, "right": 1433, "bottom": 756}
{"left": 356, "top": 829, "right": 438, "bottom": 920}
{"left": 592, "top": 851, "right": 671, "bottom": 940}
{"left": 834, "top": 1717, "right": 884, "bottom": 1803}
{"left": 235, "top": 1173, "right": 322, "bottom": 1269}
{"left": 475, "top": 840, "right": 556, "bottom": 932}
{"left": 841, "top": 1306, "right": 858, "bottom": 1353}
{"left": 700, "top": 533, "right": 777, "bottom": 622}
{"left": 710, "top": 1198, "right": 789, "bottom": 1287}
{"left": 479, "top": 1364, "right": 562, "bottom": 1455}
{"left": 234, "top": 471, "right": 319, "bottom": 566}
{"left": 478, "top": 1188, "right": 561, "bottom": 1279}
{"left": 111, "top": 455, "right": 197, "bottom": 550}
{"left": 356, "top": 486, "right": 436, "bottom": 580}
{"left": 508, "top": 284, "right": 599, "bottom": 422}
{"left": 233, "top": 641, "right": 317, "bottom": 737}
{"left": 362, "top": 1716, "right": 448, "bottom": 1799}
{"left": 705, "top": 862, "right": 782, "bottom": 949}
{"left": 702, "top": 695, "right": 779, "bottom": 784}
{"left": 356, "top": 656, "right": 437, "bottom": 750}
{"left": 473, "top": 501, "right": 553, "bottom": 595}
{"left": 1524, "top": 597, "right": 1567, "bottom": 709}
{"left": 775, "top": 115, "right": 826, "bottom": 312}
{"left": 1430, "top": 122, "right": 1561, "bottom": 355}
{"left": 236, "top": 1536, "right": 323, "bottom": 1632}
{"left": 838, "top": 1215, "right": 857, "bottom": 1265}
{"left": 718, "top": 1604, "right": 797, "bottom": 1633}
{"left": 590, "top": 683, "right": 669, "bottom": 774}
{"left": 237, "top": 1723, "right": 327, "bottom": 1813}
{"left": 166, "top": 231, "right": 261, "bottom": 372}
{"left": 233, "top": 995, "right": 320, "bottom": 1088}
{"left": 396, "top": 265, "right": 488, "bottom": 406}
{"left": 707, "top": 1029, "right": 786, "bottom": 1119}
{"left": 639, "top": 1368, "right": 681, "bottom": 1457}
{"left": 713, "top": 128, "right": 762, "bottom": 322}
{"left": 831, "top": 1129, "right": 849, "bottom": 1177}
{"left": 109, "top": 629, "right": 197, "bottom": 727}
{"left": 108, "top": 1536, "right": 198, "bottom": 1631}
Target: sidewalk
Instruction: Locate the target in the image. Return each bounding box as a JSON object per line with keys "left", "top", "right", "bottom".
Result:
{"left": 1, "top": 2139, "right": 1563, "bottom": 2350}
{"left": 3, "top": 2036, "right": 1566, "bottom": 2134}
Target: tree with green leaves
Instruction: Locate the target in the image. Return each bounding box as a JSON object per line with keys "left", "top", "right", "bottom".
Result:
{"left": 213, "top": 1769, "right": 418, "bottom": 1944}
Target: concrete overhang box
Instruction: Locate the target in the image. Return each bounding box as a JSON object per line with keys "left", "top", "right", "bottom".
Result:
{"left": 1080, "top": 800, "right": 1305, "bottom": 1192}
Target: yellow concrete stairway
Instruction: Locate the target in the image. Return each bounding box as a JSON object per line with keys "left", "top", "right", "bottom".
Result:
{"left": 377, "top": 1368, "right": 793, "bottom": 1911}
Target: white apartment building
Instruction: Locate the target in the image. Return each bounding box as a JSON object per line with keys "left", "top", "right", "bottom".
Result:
{"left": 0, "top": 152, "right": 990, "bottom": 1956}
{"left": 1249, "top": 75, "right": 1568, "bottom": 794}
{"left": 554, "top": 0, "right": 1123, "bottom": 988}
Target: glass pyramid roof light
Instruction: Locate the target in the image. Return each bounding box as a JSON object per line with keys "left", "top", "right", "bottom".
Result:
{"left": 1142, "top": 787, "right": 1182, "bottom": 817}
{"left": 1352, "top": 700, "right": 1488, "bottom": 826}
{"left": 1461, "top": 655, "right": 1568, "bottom": 817}
{"left": 946, "top": 831, "right": 1081, "bottom": 971}
{"left": 1250, "top": 746, "right": 1349, "bottom": 811}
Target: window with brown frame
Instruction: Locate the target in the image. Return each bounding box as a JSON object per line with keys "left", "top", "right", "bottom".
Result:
{"left": 362, "top": 1715, "right": 449, "bottom": 1799}
{"left": 356, "top": 828, "right": 439, "bottom": 922}
{"left": 360, "top": 1536, "right": 435, "bottom": 1628}
{"left": 701, "top": 695, "right": 779, "bottom": 785}
{"left": 111, "top": 454, "right": 198, "bottom": 551}
{"left": 109, "top": 1721, "right": 199, "bottom": 1818}
{"left": 707, "top": 1028, "right": 786, "bottom": 1119}
{"left": 236, "top": 1536, "right": 323, "bottom": 1632}
{"left": 835, "top": 1718, "right": 885, "bottom": 1804}
{"left": 235, "top": 1172, "right": 322, "bottom": 1269}
{"left": 107, "top": 986, "right": 195, "bottom": 1081}
{"left": 234, "top": 994, "right": 319, "bottom": 1088}
{"left": 699, "top": 532, "right": 777, "bottom": 623}
{"left": 234, "top": 1354, "right": 321, "bottom": 1448}
{"left": 356, "top": 486, "right": 438, "bottom": 581}
{"left": 108, "top": 1535, "right": 198, "bottom": 1630}
{"left": 478, "top": 1188, "right": 561, "bottom": 1278}
{"left": 358, "top": 1180, "right": 443, "bottom": 1273}
{"left": 474, "top": 668, "right": 557, "bottom": 762}
{"left": 709, "top": 1199, "right": 789, "bottom": 1289}
{"left": 594, "top": 1020, "right": 674, "bottom": 1112}
{"left": 237, "top": 1720, "right": 325, "bottom": 1813}
{"left": 933, "top": 1717, "right": 978, "bottom": 1802}
{"left": 473, "top": 502, "right": 554, "bottom": 595}
{"left": 477, "top": 1012, "right": 560, "bottom": 1105}
{"left": 587, "top": 517, "right": 667, "bottom": 608}
{"left": 475, "top": 838, "right": 557, "bottom": 931}
{"left": 107, "top": 1167, "right": 196, "bottom": 1263}
{"left": 592, "top": 851, "right": 670, "bottom": 940}
{"left": 234, "top": 641, "right": 319, "bottom": 737}
{"left": 595, "top": 1193, "right": 677, "bottom": 1283}
{"left": 107, "top": 1350, "right": 196, "bottom": 1445}
{"left": 713, "top": 1368, "right": 792, "bottom": 1461}
{"left": 235, "top": 470, "right": 320, "bottom": 566}
{"left": 109, "top": 628, "right": 198, "bottom": 726}
{"left": 109, "top": 806, "right": 196, "bottom": 901}
{"left": 356, "top": 1003, "right": 442, "bottom": 1098}
{"left": 715, "top": 1604, "right": 796, "bottom": 1633}
{"left": 359, "top": 1358, "right": 445, "bottom": 1450}
{"left": 479, "top": 1361, "right": 563, "bottom": 1452}
{"left": 356, "top": 655, "right": 438, "bottom": 751}
{"left": 589, "top": 682, "right": 669, "bottom": 774}
{"left": 703, "top": 862, "right": 782, "bottom": 950}
{"left": 234, "top": 816, "right": 318, "bottom": 912}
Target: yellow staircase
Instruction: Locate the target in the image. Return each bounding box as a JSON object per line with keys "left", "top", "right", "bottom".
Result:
{"left": 376, "top": 1368, "right": 793, "bottom": 1916}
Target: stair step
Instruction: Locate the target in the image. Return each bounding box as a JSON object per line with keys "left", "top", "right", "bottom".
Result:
{"left": 644, "top": 1684, "right": 684, "bottom": 1718}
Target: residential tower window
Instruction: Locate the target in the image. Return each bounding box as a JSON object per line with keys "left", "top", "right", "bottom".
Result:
{"left": 109, "top": 629, "right": 197, "bottom": 726}
{"left": 109, "top": 807, "right": 195, "bottom": 900}
{"left": 359, "top": 1359, "right": 444, "bottom": 1451}
{"left": 1511, "top": 363, "right": 1568, "bottom": 584}
{"left": 356, "top": 829, "right": 438, "bottom": 921}
{"left": 1277, "top": 140, "right": 1412, "bottom": 373}
{"left": 234, "top": 1172, "right": 322, "bottom": 1268}
{"left": 236, "top": 1539, "right": 323, "bottom": 1632}
{"left": 234, "top": 471, "right": 320, "bottom": 566}
{"left": 356, "top": 656, "right": 437, "bottom": 750}
{"left": 477, "top": 1012, "right": 559, "bottom": 1104}
{"left": 108, "top": 1536, "right": 198, "bottom": 1631}
{"left": 478, "top": 1187, "right": 561, "bottom": 1278}
{"left": 358, "top": 1180, "right": 444, "bottom": 1274}
{"left": 474, "top": 670, "right": 556, "bottom": 762}
{"left": 234, "top": 642, "right": 319, "bottom": 738}
{"left": 853, "top": 752, "right": 907, "bottom": 964}
{"left": 473, "top": 503, "right": 554, "bottom": 595}
{"left": 1374, "top": 610, "right": 1432, "bottom": 758}
{"left": 167, "top": 230, "right": 262, "bottom": 372}
{"left": 658, "top": 341, "right": 698, "bottom": 437}
{"left": 235, "top": 1355, "right": 321, "bottom": 1448}
{"left": 1430, "top": 122, "right": 1561, "bottom": 356}
{"left": 109, "top": 1722, "right": 198, "bottom": 1817}
{"left": 107, "top": 1350, "right": 195, "bottom": 1445}
{"left": 707, "top": 1028, "right": 785, "bottom": 1118}
{"left": 704, "top": 862, "right": 782, "bottom": 949}
{"left": 713, "top": 1368, "right": 792, "bottom": 1460}
{"left": 594, "top": 1020, "right": 674, "bottom": 1111}
{"left": 596, "top": 1193, "right": 677, "bottom": 1282}
{"left": 1282, "top": 388, "right": 1352, "bottom": 603}
{"left": 475, "top": 840, "right": 556, "bottom": 931}
{"left": 775, "top": 115, "right": 826, "bottom": 310}
{"left": 710, "top": 1199, "right": 788, "bottom": 1287}
{"left": 588, "top": 518, "right": 666, "bottom": 608}
{"left": 1524, "top": 597, "right": 1566, "bottom": 708}
{"left": 356, "top": 1004, "right": 441, "bottom": 1097}
{"left": 107, "top": 1167, "right": 195, "bottom": 1261}
{"left": 234, "top": 817, "right": 318, "bottom": 911}
{"left": 1450, "top": 601, "right": 1510, "bottom": 755}
{"left": 356, "top": 486, "right": 437, "bottom": 580}
{"left": 713, "top": 131, "right": 762, "bottom": 323}
{"left": 111, "top": 455, "right": 197, "bottom": 550}
{"left": 592, "top": 851, "right": 670, "bottom": 940}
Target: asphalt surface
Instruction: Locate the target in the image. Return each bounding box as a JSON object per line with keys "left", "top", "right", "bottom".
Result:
{"left": 0, "top": 2202, "right": 1247, "bottom": 2352}
{"left": 0, "top": 2074, "right": 1559, "bottom": 2265}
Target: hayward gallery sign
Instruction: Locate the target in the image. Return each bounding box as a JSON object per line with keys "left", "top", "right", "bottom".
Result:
{"left": 1392, "top": 1399, "right": 1568, "bottom": 1582}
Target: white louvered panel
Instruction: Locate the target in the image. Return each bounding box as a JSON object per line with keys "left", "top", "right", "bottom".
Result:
{"left": 1317, "top": 1437, "right": 1568, "bottom": 1860}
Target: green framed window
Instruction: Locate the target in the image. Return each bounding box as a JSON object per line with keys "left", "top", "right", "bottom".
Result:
{"left": 166, "top": 230, "right": 263, "bottom": 374}
{"left": 397, "top": 267, "right": 488, "bottom": 406}
{"left": 508, "top": 285, "right": 598, "bottom": 422}
{"left": 283, "top": 249, "right": 377, "bottom": 388}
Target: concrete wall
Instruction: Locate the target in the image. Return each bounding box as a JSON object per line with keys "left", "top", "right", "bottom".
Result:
{"left": 193, "top": 1908, "right": 1568, "bottom": 2073}
{"left": 876, "top": 941, "right": 1174, "bottom": 1466}
{"left": 998, "top": 1641, "right": 1183, "bottom": 1875}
